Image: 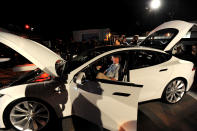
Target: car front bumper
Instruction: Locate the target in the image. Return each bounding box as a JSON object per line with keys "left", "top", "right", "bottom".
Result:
{"left": 0, "top": 94, "right": 13, "bottom": 128}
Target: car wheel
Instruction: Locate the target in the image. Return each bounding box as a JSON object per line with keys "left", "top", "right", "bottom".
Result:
{"left": 162, "top": 79, "right": 186, "bottom": 104}
{"left": 4, "top": 98, "right": 56, "bottom": 131}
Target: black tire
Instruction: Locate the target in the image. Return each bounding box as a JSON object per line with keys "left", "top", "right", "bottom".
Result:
{"left": 3, "top": 98, "right": 58, "bottom": 131}
{"left": 162, "top": 78, "right": 186, "bottom": 104}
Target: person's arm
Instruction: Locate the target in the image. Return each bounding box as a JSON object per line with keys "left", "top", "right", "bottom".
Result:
{"left": 110, "top": 77, "right": 117, "bottom": 81}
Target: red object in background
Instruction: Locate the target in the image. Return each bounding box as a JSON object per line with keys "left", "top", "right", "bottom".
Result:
{"left": 25, "top": 24, "right": 30, "bottom": 30}
{"left": 34, "top": 72, "right": 51, "bottom": 82}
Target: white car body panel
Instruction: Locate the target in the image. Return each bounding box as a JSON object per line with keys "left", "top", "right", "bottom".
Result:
{"left": 0, "top": 80, "right": 142, "bottom": 131}
{"left": 0, "top": 46, "right": 144, "bottom": 130}
{"left": 0, "top": 45, "right": 194, "bottom": 130}
{"left": 130, "top": 58, "right": 173, "bottom": 102}
{"left": 67, "top": 47, "right": 167, "bottom": 83}
{"left": 0, "top": 82, "right": 74, "bottom": 127}
{"left": 130, "top": 56, "right": 194, "bottom": 102}
{"left": 0, "top": 94, "right": 13, "bottom": 127}
{"left": 168, "top": 58, "right": 195, "bottom": 91}
{"left": 70, "top": 80, "right": 142, "bottom": 131}
{"left": 0, "top": 32, "right": 63, "bottom": 77}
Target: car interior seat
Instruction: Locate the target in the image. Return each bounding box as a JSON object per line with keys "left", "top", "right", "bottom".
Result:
{"left": 118, "top": 56, "right": 128, "bottom": 81}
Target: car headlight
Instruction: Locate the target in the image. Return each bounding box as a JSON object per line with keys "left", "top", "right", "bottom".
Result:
{"left": 0, "top": 94, "right": 4, "bottom": 97}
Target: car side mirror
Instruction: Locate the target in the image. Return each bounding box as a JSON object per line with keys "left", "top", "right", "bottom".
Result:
{"left": 74, "top": 72, "right": 86, "bottom": 85}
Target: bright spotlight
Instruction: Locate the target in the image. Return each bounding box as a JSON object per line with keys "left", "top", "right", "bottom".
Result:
{"left": 150, "top": 0, "right": 161, "bottom": 10}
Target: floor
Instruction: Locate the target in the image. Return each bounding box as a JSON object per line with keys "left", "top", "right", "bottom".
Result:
{"left": 138, "top": 93, "right": 197, "bottom": 131}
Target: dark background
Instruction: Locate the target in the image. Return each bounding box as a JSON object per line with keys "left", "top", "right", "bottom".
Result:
{"left": 1, "top": 0, "right": 197, "bottom": 39}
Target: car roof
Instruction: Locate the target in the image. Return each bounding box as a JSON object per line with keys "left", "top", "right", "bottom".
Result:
{"left": 93, "top": 45, "right": 167, "bottom": 54}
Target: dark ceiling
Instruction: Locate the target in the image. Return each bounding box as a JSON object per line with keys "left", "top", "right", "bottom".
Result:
{"left": 1, "top": 0, "right": 197, "bottom": 39}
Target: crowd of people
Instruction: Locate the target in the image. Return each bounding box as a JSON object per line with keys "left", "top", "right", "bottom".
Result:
{"left": 52, "top": 39, "right": 104, "bottom": 60}
{"left": 113, "top": 35, "right": 139, "bottom": 46}
{"left": 51, "top": 35, "right": 139, "bottom": 60}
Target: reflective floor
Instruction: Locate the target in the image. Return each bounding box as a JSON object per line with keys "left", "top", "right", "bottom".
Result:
{"left": 138, "top": 92, "right": 197, "bottom": 131}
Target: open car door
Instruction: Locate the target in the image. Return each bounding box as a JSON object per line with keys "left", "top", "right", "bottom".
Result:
{"left": 70, "top": 78, "right": 142, "bottom": 131}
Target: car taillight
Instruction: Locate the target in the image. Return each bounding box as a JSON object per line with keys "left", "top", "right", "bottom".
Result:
{"left": 192, "top": 66, "right": 196, "bottom": 71}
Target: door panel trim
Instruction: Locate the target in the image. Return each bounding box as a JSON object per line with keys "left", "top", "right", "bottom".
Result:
{"left": 159, "top": 68, "right": 168, "bottom": 72}
{"left": 96, "top": 79, "right": 143, "bottom": 87}
{"left": 113, "top": 92, "right": 131, "bottom": 97}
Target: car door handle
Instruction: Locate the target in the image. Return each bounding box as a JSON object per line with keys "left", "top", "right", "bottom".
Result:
{"left": 113, "top": 92, "right": 131, "bottom": 97}
{"left": 159, "top": 68, "right": 168, "bottom": 72}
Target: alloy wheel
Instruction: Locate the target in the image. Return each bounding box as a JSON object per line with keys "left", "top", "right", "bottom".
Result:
{"left": 9, "top": 101, "right": 50, "bottom": 131}
{"left": 165, "top": 79, "right": 186, "bottom": 103}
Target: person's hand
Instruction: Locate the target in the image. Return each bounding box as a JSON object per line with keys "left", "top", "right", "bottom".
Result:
{"left": 96, "top": 66, "right": 102, "bottom": 70}
{"left": 110, "top": 78, "right": 117, "bottom": 81}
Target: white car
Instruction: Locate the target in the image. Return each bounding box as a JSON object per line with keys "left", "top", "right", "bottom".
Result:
{"left": 0, "top": 20, "right": 196, "bottom": 131}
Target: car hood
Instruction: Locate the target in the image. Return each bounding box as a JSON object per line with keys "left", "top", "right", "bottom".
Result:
{"left": 143, "top": 20, "right": 196, "bottom": 51}
{"left": 0, "top": 32, "right": 63, "bottom": 77}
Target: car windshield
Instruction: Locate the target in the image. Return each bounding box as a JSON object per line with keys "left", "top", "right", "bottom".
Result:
{"left": 140, "top": 28, "right": 178, "bottom": 50}
{"left": 64, "top": 46, "right": 128, "bottom": 73}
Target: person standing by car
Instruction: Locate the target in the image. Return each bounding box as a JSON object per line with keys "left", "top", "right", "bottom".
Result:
{"left": 192, "top": 45, "right": 197, "bottom": 56}
{"left": 130, "top": 35, "right": 139, "bottom": 45}
{"left": 114, "top": 39, "right": 121, "bottom": 46}
{"left": 122, "top": 37, "right": 129, "bottom": 46}
{"left": 190, "top": 45, "right": 197, "bottom": 88}
{"left": 188, "top": 45, "right": 197, "bottom": 67}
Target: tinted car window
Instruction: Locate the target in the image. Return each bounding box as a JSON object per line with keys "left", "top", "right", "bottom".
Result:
{"left": 156, "top": 52, "right": 172, "bottom": 63}
{"left": 172, "top": 39, "right": 197, "bottom": 60}
{"left": 128, "top": 50, "right": 170, "bottom": 70}
{"left": 65, "top": 46, "right": 129, "bottom": 73}
{"left": 77, "top": 51, "right": 129, "bottom": 83}
{"left": 140, "top": 28, "right": 178, "bottom": 50}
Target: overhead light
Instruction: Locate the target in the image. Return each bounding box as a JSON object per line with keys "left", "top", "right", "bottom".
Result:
{"left": 150, "top": 0, "right": 161, "bottom": 10}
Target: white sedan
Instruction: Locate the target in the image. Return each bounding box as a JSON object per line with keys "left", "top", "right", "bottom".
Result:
{"left": 0, "top": 20, "right": 196, "bottom": 131}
